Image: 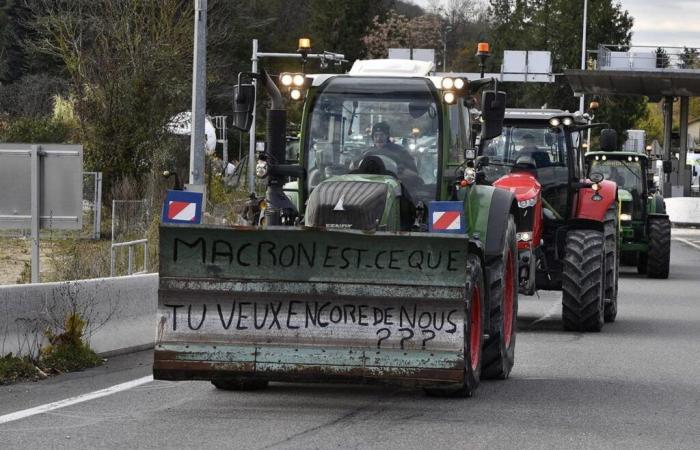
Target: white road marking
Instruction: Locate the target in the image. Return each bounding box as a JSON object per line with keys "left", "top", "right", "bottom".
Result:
{"left": 0, "top": 375, "right": 153, "bottom": 425}
{"left": 674, "top": 238, "right": 700, "bottom": 251}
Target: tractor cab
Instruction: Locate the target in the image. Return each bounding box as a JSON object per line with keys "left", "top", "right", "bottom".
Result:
{"left": 587, "top": 152, "right": 648, "bottom": 226}
{"left": 480, "top": 110, "right": 587, "bottom": 222}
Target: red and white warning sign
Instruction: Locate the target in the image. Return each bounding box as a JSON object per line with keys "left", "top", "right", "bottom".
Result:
{"left": 162, "top": 190, "right": 203, "bottom": 224}
{"left": 167, "top": 201, "right": 197, "bottom": 222}
{"left": 428, "top": 201, "right": 465, "bottom": 234}
{"left": 431, "top": 210, "right": 461, "bottom": 231}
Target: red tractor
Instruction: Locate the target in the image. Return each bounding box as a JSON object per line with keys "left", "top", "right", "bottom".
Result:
{"left": 477, "top": 109, "right": 619, "bottom": 331}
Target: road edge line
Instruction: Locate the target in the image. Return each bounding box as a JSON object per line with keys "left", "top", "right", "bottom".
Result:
{"left": 0, "top": 375, "right": 154, "bottom": 425}
{"left": 673, "top": 238, "right": 700, "bottom": 251}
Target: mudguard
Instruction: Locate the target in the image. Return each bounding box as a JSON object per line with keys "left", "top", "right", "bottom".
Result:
{"left": 154, "top": 225, "right": 474, "bottom": 388}
{"left": 467, "top": 185, "right": 517, "bottom": 258}
{"left": 575, "top": 179, "right": 617, "bottom": 222}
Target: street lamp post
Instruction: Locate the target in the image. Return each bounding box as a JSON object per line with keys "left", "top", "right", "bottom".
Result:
{"left": 442, "top": 25, "right": 452, "bottom": 71}
{"left": 579, "top": 0, "right": 588, "bottom": 113}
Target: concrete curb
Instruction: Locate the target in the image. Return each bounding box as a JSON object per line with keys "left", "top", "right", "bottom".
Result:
{"left": 666, "top": 197, "right": 700, "bottom": 227}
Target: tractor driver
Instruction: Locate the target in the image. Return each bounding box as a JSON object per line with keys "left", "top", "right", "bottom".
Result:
{"left": 517, "top": 133, "right": 551, "bottom": 168}
{"left": 366, "top": 122, "right": 418, "bottom": 173}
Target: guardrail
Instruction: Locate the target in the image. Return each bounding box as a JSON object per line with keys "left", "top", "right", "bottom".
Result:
{"left": 110, "top": 239, "right": 148, "bottom": 277}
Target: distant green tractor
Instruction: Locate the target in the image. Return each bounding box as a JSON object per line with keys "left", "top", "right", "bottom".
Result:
{"left": 585, "top": 130, "right": 670, "bottom": 278}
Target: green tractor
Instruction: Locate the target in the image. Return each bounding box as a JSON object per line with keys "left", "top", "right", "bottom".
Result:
{"left": 153, "top": 59, "right": 520, "bottom": 397}
{"left": 585, "top": 129, "right": 670, "bottom": 278}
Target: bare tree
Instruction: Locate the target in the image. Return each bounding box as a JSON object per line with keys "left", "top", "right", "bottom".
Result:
{"left": 26, "top": 0, "right": 194, "bottom": 193}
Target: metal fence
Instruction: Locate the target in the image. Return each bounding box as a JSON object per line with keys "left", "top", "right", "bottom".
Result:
{"left": 110, "top": 199, "right": 150, "bottom": 276}
{"left": 597, "top": 44, "right": 700, "bottom": 71}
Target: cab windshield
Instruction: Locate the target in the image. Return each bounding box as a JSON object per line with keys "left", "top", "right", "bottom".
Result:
{"left": 481, "top": 125, "right": 568, "bottom": 182}
{"left": 305, "top": 77, "right": 440, "bottom": 205}
{"left": 588, "top": 158, "right": 644, "bottom": 193}
{"left": 482, "top": 124, "right": 572, "bottom": 217}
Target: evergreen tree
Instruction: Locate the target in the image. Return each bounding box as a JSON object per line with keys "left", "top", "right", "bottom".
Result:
{"left": 488, "top": 0, "right": 644, "bottom": 135}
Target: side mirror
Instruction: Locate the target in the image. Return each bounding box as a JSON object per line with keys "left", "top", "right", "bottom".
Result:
{"left": 663, "top": 160, "right": 673, "bottom": 174}
{"left": 600, "top": 129, "right": 617, "bottom": 151}
{"left": 464, "top": 148, "right": 476, "bottom": 160}
{"left": 232, "top": 83, "right": 255, "bottom": 131}
{"left": 481, "top": 90, "right": 506, "bottom": 140}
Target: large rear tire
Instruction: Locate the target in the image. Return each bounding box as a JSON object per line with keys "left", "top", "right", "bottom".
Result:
{"left": 211, "top": 378, "right": 269, "bottom": 391}
{"left": 425, "top": 254, "right": 484, "bottom": 397}
{"left": 646, "top": 217, "right": 671, "bottom": 279}
{"left": 482, "top": 216, "right": 518, "bottom": 380}
{"left": 562, "top": 230, "right": 605, "bottom": 332}
{"left": 603, "top": 205, "right": 619, "bottom": 322}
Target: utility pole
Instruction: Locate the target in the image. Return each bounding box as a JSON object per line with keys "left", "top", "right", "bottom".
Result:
{"left": 189, "top": 0, "right": 207, "bottom": 188}
{"left": 579, "top": 0, "right": 588, "bottom": 113}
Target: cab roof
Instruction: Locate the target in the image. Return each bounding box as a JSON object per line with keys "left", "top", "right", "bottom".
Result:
{"left": 504, "top": 108, "right": 587, "bottom": 124}
{"left": 585, "top": 151, "right": 649, "bottom": 160}
{"left": 309, "top": 59, "right": 468, "bottom": 90}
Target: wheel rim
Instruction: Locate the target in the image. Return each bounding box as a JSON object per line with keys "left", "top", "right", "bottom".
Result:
{"left": 469, "top": 285, "right": 482, "bottom": 371}
{"left": 503, "top": 249, "right": 515, "bottom": 347}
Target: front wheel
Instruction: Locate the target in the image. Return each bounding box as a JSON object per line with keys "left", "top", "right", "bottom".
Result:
{"left": 425, "top": 254, "right": 484, "bottom": 397}
{"left": 562, "top": 229, "right": 605, "bottom": 332}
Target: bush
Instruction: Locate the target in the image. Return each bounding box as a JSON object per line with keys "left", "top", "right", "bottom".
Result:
{"left": 0, "top": 354, "right": 41, "bottom": 385}
{"left": 40, "top": 313, "right": 102, "bottom": 373}
{"left": 0, "top": 115, "right": 73, "bottom": 143}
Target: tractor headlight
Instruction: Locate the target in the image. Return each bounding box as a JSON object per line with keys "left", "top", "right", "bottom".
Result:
{"left": 443, "top": 92, "right": 456, "bottom": 104}
{"left": 562, "top": 117, "right": 573, "bottom": 126}
{"left": 292, "top": 74, "right": 305, "bottom": 87}
{"left": 620, "top": 213, "right": 632, "bottom": 222}
{"left": 280, "top": 73, "right": 293, "bottom": 86}
{"left": 454, "top": 78, "right": 466, "bottom": 90}
{"left": 516, "top": 232, "right": 532, "bottom": 242}
{"left": 549, "top": 118, "right": 561, "bottom": 127}
{"left": 441, "top": 77, "right": 455, "bottom": 89}
{"left": 518, "top": 198, "right": 537, "bottom": 208}
{"left": 290, "top": 88, "right": 303, "bottom": 100}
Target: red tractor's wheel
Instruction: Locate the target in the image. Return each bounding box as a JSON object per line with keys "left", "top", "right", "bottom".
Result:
{"left": 425, "top": 254, "right": 484, "bottom": 397}
{"left": 562, "top": 229, "right": 605, "bottom": 332}
{"left": 482, "top": 215, "right": 518, "bottom": 380}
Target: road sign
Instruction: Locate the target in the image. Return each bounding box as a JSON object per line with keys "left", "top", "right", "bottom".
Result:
{"left": 162, "top": 190, "right": 203, "bottom": 224}
{"left": 0, "top": 144, "right": 83, "bottom": 230}
{"left": 428, "top": 201, "right": 465, "bottom": 234}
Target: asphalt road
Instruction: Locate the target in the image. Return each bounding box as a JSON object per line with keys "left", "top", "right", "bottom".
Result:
{"left": 1, "top": 232, "right": 700, "bottom": 449}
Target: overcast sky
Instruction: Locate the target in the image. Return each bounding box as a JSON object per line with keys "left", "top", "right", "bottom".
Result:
{"left": 410, "top": 0, "right": 700, "bottom": 48}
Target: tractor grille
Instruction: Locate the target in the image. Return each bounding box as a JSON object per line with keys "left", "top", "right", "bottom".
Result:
{"left": 306, "top": 181, "right": 389, "bottom": 230}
